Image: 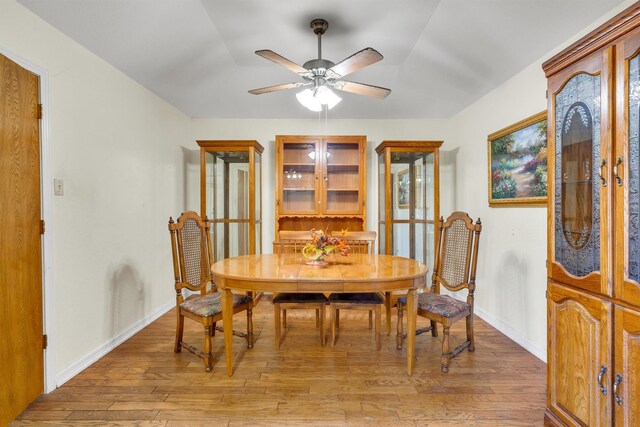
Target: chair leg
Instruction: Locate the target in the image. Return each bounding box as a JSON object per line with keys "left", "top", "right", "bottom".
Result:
{"left": 375, "top": 305, "right": 382, "bottom": 351}
{"left": 319, "top": 304, "right": 325, "bottom": 347}
{"left": 316, "top": 309, "right": 320, "bottom": 328}
{"left": 396, "top": 302, "right": 404, "bottom": 349}
{"left": 203, "top": 324, "right": 213, "bottom": 372}
{"left": 330, "top": 304, "right": 337, "bottom": 348}
{"left": 385, "top": 291, "right": 392, "bottom": 335}
{"left": 283, "top": 309, "right": 287, "bottom": 328}
{"left": 246, "top": 307, "right": 254, "bottom": 348}
{"left": 467, "top": 313, "right": 475, "bottom": 352}
{"left": 441, "top": 325, "right": 451, "bottom": 373}
{"left": 175, "top": 311, "right": 184, "bottom": 353}
{"left": 211, "top": 322, "right": 216, "bottom": 337}
{"left": 335, "top": 309, "right": 340, "bottom": 329}
{"left": 431, "top": 320, "right": 438, "bottom": 337}
{"left": 274, "top": 303, "right": 281, "bottom": 349}
{"left": 368, "top": 310, "right": 373, "bottom": 329}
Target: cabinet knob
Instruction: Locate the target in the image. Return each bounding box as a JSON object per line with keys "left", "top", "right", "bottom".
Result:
{"left": 613, "top": 374, "right": 623, "bottom": 406}
{"left": 613, "top": 156, "right": 623, "bottom": 187}
{"left": 597, "top": 365, "right": 607, "bottom": 395}
{"left": 598, "top": 158, "right": 607, "bottom": 187}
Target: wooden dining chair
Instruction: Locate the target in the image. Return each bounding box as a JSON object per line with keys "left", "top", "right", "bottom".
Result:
{"left": 169, "top": 211, "right": 254, "bottom": 371}
{"left": 273, "top": 230, "right": 328, "bottom": 348}
{"left": 327, "top": 231, "right": 384, "bottom": 350}
{"left": 396, "top": 211, "right": 482, "bottom": 372}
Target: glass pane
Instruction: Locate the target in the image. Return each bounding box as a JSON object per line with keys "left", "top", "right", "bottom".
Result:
{"left": 561, "top": 101, "right": 593, "bottom": 250}
{"left": 413, "top": 222, "right": 426, "bottom": 265}
{"left": 326, "top": 142, "right": 360, "bottom": 213}
{"left": 255, "top": 152, "right": 262, "bottom": 254}
{"left": 379, "top": 222, "right": 386, "bottom": 254}
{"left": 213, "top": 222, "right": 249, "bottom": 261}
{"left": 282, "top": 143, "right": 317, "bottom": 213}
{"left": 255, "top": 222, "right": 262, "bottom": 255}
{"left": 629, "top": 53, "right": 640, "bottom": 281}
{"left": 554, "top": 73, "right": 601, "bottom": 277}
{"left": 378, "top": 152, "right": 386, "bottom": 222}
{"left": 393, "top": 223, "right": 410, "bottom": 257}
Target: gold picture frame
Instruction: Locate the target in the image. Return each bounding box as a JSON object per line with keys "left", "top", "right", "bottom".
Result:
{"left": 488, "top": 111, "right": 548, "bottom": 206}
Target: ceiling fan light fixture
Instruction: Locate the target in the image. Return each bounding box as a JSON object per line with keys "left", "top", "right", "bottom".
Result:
{"left": 296, "top": 88, "right": 322, "bottom": 112}
{"left": 314, "top": 85, "right": 341, "bottom": 109}
{"left": 296, "top": 85, "right": 341, "bottom": 112}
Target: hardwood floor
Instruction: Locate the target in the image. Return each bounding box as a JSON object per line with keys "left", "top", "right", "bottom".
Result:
{"left": 14, "top": 296, "right": 546, "bottom": 426}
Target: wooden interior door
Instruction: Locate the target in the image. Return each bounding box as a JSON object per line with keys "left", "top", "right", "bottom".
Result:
{"left": 0, "top": 53, "right": 44, "bottom": 424}
{"left": 547, "top": 282, "right": 611, "bottom": 426}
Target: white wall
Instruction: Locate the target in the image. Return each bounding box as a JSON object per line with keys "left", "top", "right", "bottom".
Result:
{"left": 0, "top": 0, "right": 191, "bottom": 387}
{"left": 446, "top": 0, "right": 636, "bottom": 360}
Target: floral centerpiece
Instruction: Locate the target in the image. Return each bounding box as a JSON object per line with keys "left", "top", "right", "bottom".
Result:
{"left": 302, "top": 229, "right": 349, "bottom": 266}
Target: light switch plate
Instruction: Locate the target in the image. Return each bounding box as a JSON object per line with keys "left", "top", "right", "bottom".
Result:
{"left": 53, "top": 178, "right": 64, "bottom": 196}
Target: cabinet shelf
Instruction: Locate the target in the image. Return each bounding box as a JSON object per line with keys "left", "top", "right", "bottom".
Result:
{"left": 327, "top": 188, "right": 359, "bottom": 192}
{"left": 283, "top": 188, "right": 314, "bottom": 191}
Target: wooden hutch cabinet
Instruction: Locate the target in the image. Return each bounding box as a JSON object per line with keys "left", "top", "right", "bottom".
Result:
{"left": 375, "top": 141, "right": 442, "bottom": 270}
{"left": 197, "top": 140, "right": 263, "bottom": 261}
{"left": 542, "top": 4, "right": 640, "bottom": 426}
{"left": 275, "top": 135, "right": 366, "bottom": 235}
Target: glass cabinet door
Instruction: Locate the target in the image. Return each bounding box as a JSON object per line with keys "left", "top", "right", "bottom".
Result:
{"left": 376, "top": 141, "right": 441, "bottom": 270}
{"left": 324, "top": 140, "right": 362, "bottom": 214}
{"left": 548, "top": 54, "right": 609, "bottom": 296}
{"left": 280, "top": 140, "right": 319, "bottom": 214}
{"left": 198, "top": 140, "right": 263, "bottom": 261}
{"left": 205, "top": 150, "right": 251, "bottom": 261}
{"left": 616, "top": 32, "right": 640, "bottom": 308}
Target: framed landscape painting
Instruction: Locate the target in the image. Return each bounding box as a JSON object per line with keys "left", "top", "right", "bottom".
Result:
{"left": 488, "top": 111, "right": 548, "bottom": 206}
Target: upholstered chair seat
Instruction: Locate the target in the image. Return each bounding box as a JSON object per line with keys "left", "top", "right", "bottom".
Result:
{"left": 397, "top": 293, "right": 469, "bottom": 319}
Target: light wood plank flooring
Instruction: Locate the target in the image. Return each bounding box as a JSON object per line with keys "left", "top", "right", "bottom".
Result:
{"left": 14, "top": 296, "right": 546, "bottom": 426}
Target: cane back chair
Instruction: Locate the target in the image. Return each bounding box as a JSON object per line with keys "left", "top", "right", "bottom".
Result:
{"left": 396, "top": 211, "right": 482, "bottom": 372}
{"left": 327, "top": 231, "right": 383, "bottom": 350}
{"left": 169, "top": 211, "right": 253, "bottom": 371}
{"left": 273, "top": 230, "right": 328, "bottom": 348}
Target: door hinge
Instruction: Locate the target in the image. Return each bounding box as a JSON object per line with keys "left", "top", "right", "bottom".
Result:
{"left": 42, "top": 334, "right": 48, "bottom": 350}
{"left": 545, "top": 290, "right": 548, "bottom": 299}
{"left": 40, "top": 219, "right": 45, "bottom": 235}
{"left": 545, "top": 90, "right": 548, "bottom": 100}
{"left": 37, "top": 104, "right": 43, "bottom": 119}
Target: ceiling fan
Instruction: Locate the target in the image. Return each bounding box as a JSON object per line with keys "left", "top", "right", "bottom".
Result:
{"left": 248, "top": 18, "right": 391, "bottom": 111}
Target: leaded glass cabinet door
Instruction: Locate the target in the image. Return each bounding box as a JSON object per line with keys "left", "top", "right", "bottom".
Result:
{"left": 548, "top": 52, "right": 612, "bottom": 296}
{"left": 614, "top": 31, "right": 640, "bottom": 310}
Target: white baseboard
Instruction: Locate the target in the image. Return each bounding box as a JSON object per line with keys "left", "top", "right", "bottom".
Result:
{"left": 54, "top": 301, "right": 174, "bottom": 388}
{"left": 474, "top": 305, "right": 547, "bottom": 363}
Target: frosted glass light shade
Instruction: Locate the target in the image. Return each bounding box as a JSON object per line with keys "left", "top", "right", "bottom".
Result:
{"left": 296, "top": 86, "right": 342, "bottom": 111}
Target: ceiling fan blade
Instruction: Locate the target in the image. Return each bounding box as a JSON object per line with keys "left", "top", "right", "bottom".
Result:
{"left": 326, "top": 48, "right": 383, "bottom": 79}
{"left": 255, "top": 50, "right": 310, "bottom": 76}
{"left": 333, "top": 81, "right": 391, "bottom": 99}
{"left": 248, "top": 82, "right": 302, "bottom": 95}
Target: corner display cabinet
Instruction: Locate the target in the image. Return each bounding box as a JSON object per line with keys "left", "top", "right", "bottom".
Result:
{"left": 275, "top": 135, "right": 366, "bottom": 236}
{"left": 197, "top": 140, "right": 263, "bottom": 261}
{"left": 542, "top": 4, "right": 640, "bottom": 426}
{"left": 375, "top": 141, "right": 442, "bottom": 270}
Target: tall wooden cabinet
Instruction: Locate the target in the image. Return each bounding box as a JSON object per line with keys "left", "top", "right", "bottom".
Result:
{"left": 197, "top": 140, "right": 263, "bottom": 261}
{"left": 275, "top": 135, "right": 366, "bottom": 235}
{"left": 543, "top": 4, "right": 640, "bottom": 426}
{"left": 375, "top": 141, "right": 442, "bottom": 270}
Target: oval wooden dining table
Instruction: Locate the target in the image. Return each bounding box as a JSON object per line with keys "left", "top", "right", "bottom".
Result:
{"left": 211, "top": 252, "right": 428, "bottom": 376}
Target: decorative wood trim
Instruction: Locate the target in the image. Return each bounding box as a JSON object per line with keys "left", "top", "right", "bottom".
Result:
{"left": 542, "top": 3, "right": 640, "bottom": 77}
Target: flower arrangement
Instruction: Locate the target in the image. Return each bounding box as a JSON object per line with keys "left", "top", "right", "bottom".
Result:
{"left": 302, "top": 229, "right": 350, "bottom": 264}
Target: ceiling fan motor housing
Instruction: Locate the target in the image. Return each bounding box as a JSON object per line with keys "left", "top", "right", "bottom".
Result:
{"left": 310, "top": 19, "right": 328, "bottom": 35}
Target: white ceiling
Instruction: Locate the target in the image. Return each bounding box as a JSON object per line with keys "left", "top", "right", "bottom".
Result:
{"left": 19, "top": 0, "right": 625, "bottom": 119}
